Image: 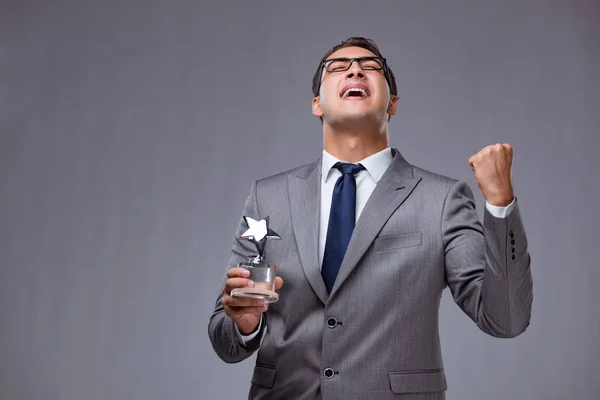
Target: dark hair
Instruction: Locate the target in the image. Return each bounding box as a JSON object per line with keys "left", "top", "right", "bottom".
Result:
{"left": 311, "top": 37, "right": 398, "bottom": 100}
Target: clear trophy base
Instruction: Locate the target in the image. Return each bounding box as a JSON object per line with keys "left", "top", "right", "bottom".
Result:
{"left": 230, "top": 286, "right": 279, "bottom": 303}
{"left": 230, "top": 262, "right": 279, "bottom": 303}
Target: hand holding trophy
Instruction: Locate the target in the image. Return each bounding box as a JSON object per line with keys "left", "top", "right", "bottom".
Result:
{"left": 230, "top": 216, "right": 282, "bottom": 303}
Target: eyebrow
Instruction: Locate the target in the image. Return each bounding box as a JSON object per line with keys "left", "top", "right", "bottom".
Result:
{"left": 324, "top": 56, "right": 379, "bottom": 61}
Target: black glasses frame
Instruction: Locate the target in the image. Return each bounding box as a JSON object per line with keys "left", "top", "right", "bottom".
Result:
{"left": 322, "top": 56, "right": 387, "bottom": 72}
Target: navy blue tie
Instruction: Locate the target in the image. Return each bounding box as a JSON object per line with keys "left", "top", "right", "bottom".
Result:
{"left": 322, "top": 162, "right": 365, "bottom": 294}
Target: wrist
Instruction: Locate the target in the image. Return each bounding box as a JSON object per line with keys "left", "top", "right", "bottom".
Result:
{"left": 486, "top": 195, "right": 514, "bottom": 207}
{"left": 484, "top": 185, "right": 514, "bottom": 207}
{"left": 237, "top": 319, "right": 260, "bottom": 336}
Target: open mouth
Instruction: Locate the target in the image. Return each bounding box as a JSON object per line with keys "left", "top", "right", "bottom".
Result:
{"left": 339, "top": 85, "right": 370, "bottom": 99}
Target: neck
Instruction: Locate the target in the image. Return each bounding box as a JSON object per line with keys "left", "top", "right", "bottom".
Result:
{"left": 323, "top": 124, "right": 389, "bottom": 163}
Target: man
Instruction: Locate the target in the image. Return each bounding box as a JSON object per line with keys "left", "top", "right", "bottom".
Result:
{"left": 208, "top": 37, "right": 533, "bottom": 399}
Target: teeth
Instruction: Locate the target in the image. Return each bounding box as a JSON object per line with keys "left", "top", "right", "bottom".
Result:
{"left": 342, "top": 88, "right": 368, "bottom": 98}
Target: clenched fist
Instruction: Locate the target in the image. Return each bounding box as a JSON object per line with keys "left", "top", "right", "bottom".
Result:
{"left": 468, "top": 143, "right": 514, "bottom": 207}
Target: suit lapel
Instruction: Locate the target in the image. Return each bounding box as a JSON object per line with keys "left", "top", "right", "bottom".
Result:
{"left": 329, "top": 149, "right": 422, "bottom": 298}
{"left": 288, "top": 158, "right": 329, "bottom": 305}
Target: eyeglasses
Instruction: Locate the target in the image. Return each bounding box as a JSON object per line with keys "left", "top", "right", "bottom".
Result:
{"left": 322, "top": 56, "right": 386, "bottom": 72}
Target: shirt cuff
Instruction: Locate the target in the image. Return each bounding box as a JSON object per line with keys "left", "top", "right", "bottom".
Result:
{"left": 234, "top": 315, "right": 263, "bottom": 344}
{"left": 485, "top": 198, "right": 516, "bottom": 218}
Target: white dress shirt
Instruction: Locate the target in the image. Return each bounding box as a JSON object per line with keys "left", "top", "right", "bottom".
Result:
{"left": 237, "top": 147, "right": 515, "bottom": 343}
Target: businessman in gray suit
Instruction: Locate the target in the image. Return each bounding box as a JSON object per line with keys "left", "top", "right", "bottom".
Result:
{"left": 208, "top": 37, "right": 533, "bottom": 399}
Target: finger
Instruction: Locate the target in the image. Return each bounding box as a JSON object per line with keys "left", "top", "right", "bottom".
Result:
{"left": 242, "top": 306, "right": 268, "bottom": 315}
{"left": 224, "top": 302, "right": 267, "bottom": 316}
{"left": 223, "top": 277, "right": 254, "bottom": 294}
{"left": 275, "top": 277, "right": 284, "bottom": 290}
{"left": 227, "top": 267, "right": 251, "bottom": 279}
{"left": 225, "top": 305, "right": 267, "bottom": 318}
{"left": 222, "top": 295, "right": 266, "bottom": 309}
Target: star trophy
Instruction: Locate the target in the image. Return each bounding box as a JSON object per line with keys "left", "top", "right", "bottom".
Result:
{"left": 230, "top": 216, "right": 281, "bottom": 303}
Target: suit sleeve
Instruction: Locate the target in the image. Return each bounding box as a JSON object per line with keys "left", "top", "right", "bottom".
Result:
{"left": 442, "top": 181, "right": 533, "bottom": 338}
{"left": 208, "top": 180, "right": 267, "bottom": 363}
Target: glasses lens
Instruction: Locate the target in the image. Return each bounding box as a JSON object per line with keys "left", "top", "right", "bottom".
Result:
{"left": 325, "top": 59, "right": 351, "bottom": 71}
{"left": 359, "top": 57, "right": 383, "bottom": 70}
{"left": 325, "top": 57, "right": 384, "bottom": 72}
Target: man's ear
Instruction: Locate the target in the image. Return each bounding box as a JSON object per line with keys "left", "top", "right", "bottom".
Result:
{"left": 312, "top": 96, "right": 323, "bottom": 117}
{"left": 387, "top": 95, "right": 399, "bottom": 116}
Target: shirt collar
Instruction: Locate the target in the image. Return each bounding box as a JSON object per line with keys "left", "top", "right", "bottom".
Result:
{"left": 321, "top": 147, "right": 393, "bottom": 183}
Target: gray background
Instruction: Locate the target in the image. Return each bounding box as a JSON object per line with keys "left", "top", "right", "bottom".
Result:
{"left": 1, "top": 0, "right": 599, "bottom": 399}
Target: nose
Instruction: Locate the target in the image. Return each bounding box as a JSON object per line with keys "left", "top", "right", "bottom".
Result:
{"left": 345, "top": 60, "right": 365, "bottom": 79}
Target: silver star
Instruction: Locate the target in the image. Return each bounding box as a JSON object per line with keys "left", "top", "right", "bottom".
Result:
{"left": 240, "top": 216, "right": 281, "bottom": 241}
{"left": 240, "top": 216, "right": 281, "bottom": 259}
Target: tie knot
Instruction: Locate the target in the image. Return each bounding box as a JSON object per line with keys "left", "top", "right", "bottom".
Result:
{"left": 334, "top": 162, "right": 365, "bottom": 176}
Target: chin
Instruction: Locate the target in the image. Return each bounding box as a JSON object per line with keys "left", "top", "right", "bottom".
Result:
{"left": 343, "top": 109, "right": 381, "bottom": 123}
{"left": 328, "top": 113, "right": 381, "bottom": 131}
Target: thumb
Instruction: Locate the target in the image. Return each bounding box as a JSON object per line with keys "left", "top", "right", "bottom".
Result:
{"left": 275, "top": 277, "right": 284, "bottom": 290}
{"left": 468, "top": 156, "right": 476, "bottom": 171}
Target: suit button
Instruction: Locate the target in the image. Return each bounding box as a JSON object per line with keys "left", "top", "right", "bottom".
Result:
{"left": 510, "top": 231, "right": 515, "bottom": 238}
{"left": 323, "top": 368, "right": 335, "bottom": 379}
{"left": 327, "top": 317, "right": 338, "bottom": 328}
{"left": 511, "top": 254, "right": 516, "bottom": 261}
{"left": 511, "top": 239, "right": 515, "bottom": 245}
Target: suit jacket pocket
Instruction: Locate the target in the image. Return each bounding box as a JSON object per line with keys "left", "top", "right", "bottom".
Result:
{"left": 251, "top": 363, "right": 276, "bottom": 389}
{"left": 389, "top": 369, "right": 447, "bottom": 393}
{"left": 372, "top": 232, "right": 422, "bottom": 252}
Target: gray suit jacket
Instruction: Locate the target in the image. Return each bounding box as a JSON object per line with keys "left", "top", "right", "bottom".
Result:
{"left": 208, "top": 148, "right": 533, "bottom": 400}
